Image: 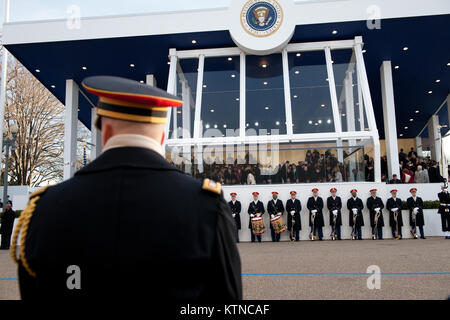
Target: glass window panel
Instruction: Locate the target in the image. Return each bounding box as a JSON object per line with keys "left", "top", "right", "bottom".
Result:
{"left": 289, "top": 51, "right": 335, "bottom": 133}
{"left": 172, "top": 58, "right": 198, "bottom": 139}
{"left": 200, "top": 56, "right": 240, "bottom": 137}
{"left": 246, "top": 54, "right": 286, "bottom": 136}
{"left": 331, "top": 48, "right": 364, "bottom": 132}
{"left": 437, "top": 102, "right": 449, "bottom": 136}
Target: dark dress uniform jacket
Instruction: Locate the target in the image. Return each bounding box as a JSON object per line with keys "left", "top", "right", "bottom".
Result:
{"left": 17, "top": 147, "right": 242, "bottom": 301}
{"left": 437, "top": 191, "right": 450, "bottom": 215}
{"left": 267, "top": 199, "right": 284, "bottom": 230}
{"left": 0, "top": 209, "right": 15, "bottom": 236}
{"left": 286, "top": 199, "right": 301, "bottom": 231}
{"left": 228, "top": 200, "right": 242, "bottom": 230}
{"left": 347, "top": 197, "right": 364, "bottom": 227}
{"left": 407, "top": 196, "right": 425, "bottom": 227}
{"left": 366, "top": 196, "right": 385, "bottom": 227}
{"left": 247, "top": 201, "right": 265, "bottom": 229}
{"left": 386, "top": 197, "right": 404, "bottom": 227}
{"left": 307, "top": 197, "right": 324, "bottom": 227}
{"left": 327, "top": 196, "right": 342, "bottom": 227}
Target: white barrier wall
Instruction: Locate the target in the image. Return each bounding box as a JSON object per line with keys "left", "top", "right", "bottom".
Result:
{"left": 222, "top": 182, "right": 445, "bottom": 241}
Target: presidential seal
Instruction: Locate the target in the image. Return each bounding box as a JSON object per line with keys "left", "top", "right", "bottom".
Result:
{"left": 241, "top": 0, "right": 283, "bottom": 37}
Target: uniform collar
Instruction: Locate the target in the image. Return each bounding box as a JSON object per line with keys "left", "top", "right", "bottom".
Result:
{"left": 103, "top": 134, "right": 163, "bottom": 156}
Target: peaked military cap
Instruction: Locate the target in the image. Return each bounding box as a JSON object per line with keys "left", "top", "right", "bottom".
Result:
{"left": 82, "top": 76, "right": 183, "bottom": 129}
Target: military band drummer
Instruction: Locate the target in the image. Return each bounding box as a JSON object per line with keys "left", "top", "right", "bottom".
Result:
{"left": 286, "top": 191, "right": 302, "bottom": 241}
{"left": 347, "top": 189, "right": 364, "bottom": 240}
{"left": 228, "top": 193, "right": 242, "bottom": 242}
{"left": 386, "top": 189, "right": 403, "bottom": 240}
{"left": 248, "top": 192, "right": 265, "bottom": 242}
{"left": 267, "top": 192, "right": 284, "bottom": 242}
{"left": 367, "top": 189, "right": 384, "bottom": 240}
{"left": 307, "top": 188, "right": 325, "bottom": 240}
{"left": 327, "top": 188, "right": 342, "bottom": 240}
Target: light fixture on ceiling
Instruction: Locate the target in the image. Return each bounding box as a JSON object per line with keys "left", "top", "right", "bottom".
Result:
{"left": 210, "top": 109, "right": 215, "bottom": 113}
{"left": 403, "top": 46, "right": 408, "bottom": 51}
{"left": 327, "top": 119, "right": 332, "bottom": 124}
{"left": 50, "top": 85, "right": 55, "bottom": 88}
{"left": 82, "top": 66, "right": 87, "bottom": 70}
{"left": 231, "top": 74, "right": 236, "bottom": 78}
{"left": 404, "top": 126, "right": 408, "bottom": 129}
{"left": 342, "top": 113, "right": 346, "bottom": 117}
{"left": 167, "top": 61, "right": 171, "bottom": 65}
{"left": 314, "top": 123, "right": 319, "bottom": 126}
{"left": 409, "top": 118, "right": 413, "bottom": 122}
{"left": 399, "top": 133, "right": 403, "bottom": 137}
{"left": 246, "top": 123, "right": 249, "bottom": 127}
{"left": 276, "top": 121, "right": 280, "bottom": 125}
{"left": 140, "top": 80, "right": 144, "bottom": 83}
{"left": 261, "top": 64, "right": 267, "bottom": 68}
{"left": 130, "top": 63, "right": 135, "bottom": 67}
{"left": 415, "top": 110, "right": 420, "bottom": 113}
{"left": 203, "top": 84, "right": 207, "bottom": 88}
{"left": 394, "top": 65, "right": 399, "bottom": 69}
{"left": 35, "top": 69, "right": 40, "bottom": 72}
{"left": 223, "top": 124, "right": 227, "bottom": 128}
{"left": 308, "top": 120, "right": 313, "bottom": 124}
{"left": 447, "top": 62, "right": 450, "bottom": 66}
{"left": 205, "top": 124, "right": 210, "bottom": 129}
{"left": 295, "top": 70, "right": 300, "bottom": 74}
{"left": 192, "top": 40, "right": 197, "bottom": 44}
{"left": 214, "top": 124, "right": 218, "bottom": 128}
{"left": 362, "top": 49, "right": 367, "bottom": 53}
{"left": 436, "top": 79, "right": 440, "bottom": 83}
{"left": 228, "top": 57, "right": 232, "bottom": 61}
{"left": 177, "top": 110, "right": 181, "bottom": 114}
{"left": 293, "top": 95, "right": 298, "bottom": 98}
{"left": 265, "top": 106, "right": 269, "bottom": 110}
{"left": 428, "top": 90, "right": 432, "bottom": 94}
{"left": 318, "top": 120, "right": 322, "bottom": 124}
{"left": 321, "top": 104, "right": 325, "bottom": 107}
{"left": 296, "top": 53, "right": 301, "bottom": 57}
{"left": 326, "top": 78, "right": 329, "bottom": 81}
{"left": 263, "top": 81, "right": 268, "bottom": 85}
{"left": 255, "top": 122, "right": 259, "bottom": 126}
{"left": 332, "top": 30, "right": 338, "bottom": 34}
{"left": 236, "top": 98, "right": 240, "bottom": 101}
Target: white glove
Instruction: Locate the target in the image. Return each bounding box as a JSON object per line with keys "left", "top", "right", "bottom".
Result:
{"left": 257, "top": 213, "right": 261, "bottom": 217}
{"left": 232, "top": 213, "right": 236, "bottom": 218}
{"left": 277, "top": 212, "right": 282, "bottom": 216}
{"left": 375, "top": 208, "right": 380, "bottom": 213}
{"left": 250, "top": 214, "right": 255, "bottom": 218}
{"left": 391, "top": 208, "right": 398, "bottom": 212}
{"left": 352, "top": 208, "right": 358, "bottom": 213}
{"left": 271, "top": 214, "right": 275, "bottom": 219}
{"left": 413, "top": 207, "right": 419, "bottom": 213}
{"left": 311, "top": 209, "right": 317, "bottom": 214}
{"left": 332, "top": 210, "right": 338, "bottom": 215}
{"left": 290, "top": 211, "right": 295, "bottom": 216}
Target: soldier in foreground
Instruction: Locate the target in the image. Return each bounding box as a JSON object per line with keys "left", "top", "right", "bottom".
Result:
{"left": 228, "top": 192, "right": 242, "bottom": 242}
{"left": 12, "top": 76, "right": 242, "bottom": 300}
{"left": 327, "top": 188, "right": 342, "bottom": 240}
{"left": 407, "top": 188, "right": 425, "bottom": 239}
{"left": 386, "top": 189, "right": 403, "bottom": 240}
{"left": 347, "top": 189, "right": 364, "bottom": 240}
{"left": 367, "top": 189, "right": 384, "bottom": 240}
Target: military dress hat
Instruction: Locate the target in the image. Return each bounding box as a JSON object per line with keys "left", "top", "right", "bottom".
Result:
{"left": 330, "top": 188, "right": 337, "bottom": 193}
{"left": 252, "top": 192, "right": 259, "bottom": 196}
{"left": 272, "top": 191, "right": 278, "bottom": 195}
{"left": 390, "top": 189, "right": 398, "bottom": 193}
{"left": 290, "top": 191, "right": 297, "bottom": 195}
{"left": 409, "top": 188, "right": 417, "bottom": 193}
{"left": 312, "top": 188, "right": 318, "bottom": 192}
{"left": 82, "top": 76, "right": 183, "bottom": 129}
{"left": 350, "top": 189, "right": 358, "bottom": 193}
{"left": 370, "top": 189, "right": 377, "bottom": 193}
{"left": 230, "top": 192, "right": 237, "bottom": 196}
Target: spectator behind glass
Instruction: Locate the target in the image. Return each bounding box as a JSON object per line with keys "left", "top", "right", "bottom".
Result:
{"left": 414, "top": 165, "right": 430, "bottom": 183}
{"left": 389, "top": 174, "right": 403, "bottom": 184}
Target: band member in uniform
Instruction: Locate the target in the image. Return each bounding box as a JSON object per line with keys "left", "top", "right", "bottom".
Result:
{"left": 407, "top": 188, "right": 426, "bottom": 239}
{"left": 327, "top": 188, "right": 342, "bottom": 240}
{"left": 347, "top": 189, "right": 364, "bottom": 240}
{"left": 267, "top": 192, "right": 284, "bottom": 242}
{"left": 228, "top": 193, "right": 242, "bottom": 242}
{"left": 286, "top": 191, "right": 301, "bottom": 241}
{"left": 307, "top": 188, "right": 324, "bottom": 240}
{"left": 13, "top": 76, "right": 242, "bottom": 300}
{"left": 248, "top": 192, "right": 265, "bottom": 242}
{"left": 437, "top": 183, "right": 450, "bottom": 239}
{"left": 386, "top": 189, "right": 403, "bottom": 240}
{"left": 366, "top": 189, "right": 384, "bottom": 240}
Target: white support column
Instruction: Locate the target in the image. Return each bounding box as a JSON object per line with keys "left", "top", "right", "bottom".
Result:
{"left": 380, "top": 61, "right": 400, "bottom": 179}
{"left": 193, "top": 54, "right": 205, "bottom": 139}
{"left": 356, "top": 69, "right": 365, "bottom": 131}
{"left": 146, "top": 74, "right": 157, "bottom": 87}
{"left": 64, "top": 80, "right": 79, "bottom": 180}
{"left": 354, "top": 37, "right": 381, "bottom": 182}
{"left": 90, "top": 108, "right": 102, "bottom": 159}
{"left": 325, "top": 46, "right": 343, "bottom": 163}
{"left": 415, "top": 136, "right": 423, "bottom": 158}
{"left": 282, "top": 49, "right": 293, "bottom": 135}
{"left": 239, "top": 51, "right": 246, "bottom": 139}
{"left": 446, "top": 94, "right": 450, "bottom": 131}
{"left": 181, "top": 80, "right": 192, "bottom": 174}
{"left": 428, "top": 115, "right": 441, "bottom": 163}
{"left": 164, "top": 49, "right": 177, "bottom": 152}
{"left": 0, "top": 0, "right": 11, "bottom": 162}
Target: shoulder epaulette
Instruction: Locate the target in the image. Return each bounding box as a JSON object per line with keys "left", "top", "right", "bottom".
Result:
{"left": 29, "top": 185, "right": 51, "bottom": 199}
{"left": 202, "top": 178, "right": 221, "bottom": 195}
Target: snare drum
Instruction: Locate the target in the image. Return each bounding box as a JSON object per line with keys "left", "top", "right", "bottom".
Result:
{"left": 251, "top": 216, "right": 265, "bottom": 235}
{"left": 270, "top": 215, "right": 287, "bottom": 234}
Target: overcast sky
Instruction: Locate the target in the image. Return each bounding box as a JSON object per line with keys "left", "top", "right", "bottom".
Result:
{"left": 0, "top": 0, "right": 232, "bottom": 24}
